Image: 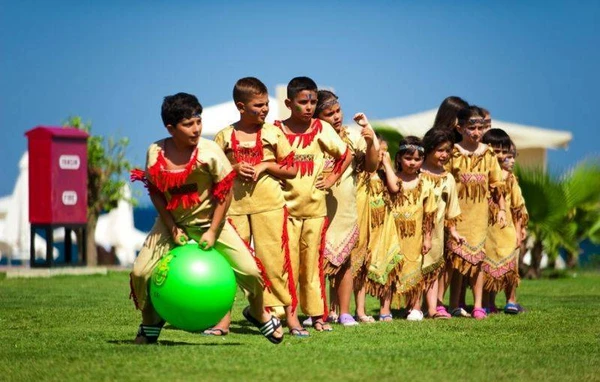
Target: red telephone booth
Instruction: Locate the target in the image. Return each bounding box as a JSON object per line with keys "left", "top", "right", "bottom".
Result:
{"left": 25, "top": 126, "right": 89, "bottom": 267}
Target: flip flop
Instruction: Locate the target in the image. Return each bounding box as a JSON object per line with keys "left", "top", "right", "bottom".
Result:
{"left": 379, "top": 313, "right": 393, "bottom": 322}
{"left": 312, "top": 320, "right": 333, "bottom": 332}
{"left": 355, "top": 315, "right": 376, "bottom": 323}
{"left": 242, "top": 306, "right": 284, "bottom": 345}
{"left": 429, "top": 312, "right": 451, "bottom": 320}
{"left": 289, "top": 327, "right": 310, "bottom": 337}
{"left": 202, "top": 328, "right": 229, "bottom": 336}
{"left": 504, "top": 302, "right": 520, "bottom": 315}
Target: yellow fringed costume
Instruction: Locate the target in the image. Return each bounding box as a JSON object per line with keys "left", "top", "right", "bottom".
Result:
{"left": 446, "top": 145, "right": 504, "bottom": 277}
{"left": 129, "top": 138, "right": 266, "bottom": 318}
{"left": 275, "top": 119, "right": 348, "bottom": 319}
{"left": 214, "top": 123, "right": 298, "bottom": 311}
{"left": 322, "top": 127, "right": 367, "bottom": 276}
{"left": 362, "top": 171, "right": 402, "bottom": 298}
{"left": 421, "top": 171, "right": 461, "bottom": 288}
{"left": 483, "top": 173, "right": 528, "bottom": 292}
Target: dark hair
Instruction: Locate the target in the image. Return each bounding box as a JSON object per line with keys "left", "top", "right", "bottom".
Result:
{"left": 233, "top": 77, "right": 268, "bottom": 104}
{"left": 161, "top": 92, "right": 203, "bottom": 127}
{"left": 287, "top": 76, "right": 318, "bottom": 99}
{"left": 482, "top": 128, "right": 511, "bottom": 149}
{"left": 422, "top": 127, "right": 454, "bottom": 157}
{"left": 314, "top": 90, "right": 339, "bottom": 117}
{"left": 479, "top": 106, "right": 490, "bottom": 117}
{"left": 394, "top": 136, "right": 424, "bottom": 170}
{"left": 433, "top": 96, "right": 469, "bottom": 130}
{"left": 456, "top": 105, "right": 484, "bottom": 126}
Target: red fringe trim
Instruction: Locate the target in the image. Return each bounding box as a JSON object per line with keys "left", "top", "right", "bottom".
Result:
{"left": 275, "top": 119, "right": 323, "bottom": 148}
{"left": 332, "top": 147, "right": 349, "bottom": 174}
{"left": 231, "top": 129, "right": 263, "bottom": 165}
{"left": 318, "top": 217, "right": 330, "bottom": 321}
{"left": 298, "top": 160, "right": 314, "bottom": 177}
{"left": 165, "top": 192, "right": 201, "bottom": 211}
{"left": 278, "top": 151, "right": 296, "bottom": 169}
{"left": 227, "top": 217, "right": 272, "bottom": 292}
{"left": 212, "top": 171, "right": 236, "bottom": 202}
{"left": 130, "top": 168, "right": 160, "bottom": 195}
{"left": 148, "top": 148, "right": 198, "bottom": 192}
{"left": 281, "top": 207, "right": 298, "bottom": 313}
{"left": 129, "top": 272, "right": 140, "bottom": 310}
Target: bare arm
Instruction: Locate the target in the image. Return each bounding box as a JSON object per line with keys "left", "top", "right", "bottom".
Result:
{"left": 381, "top": 153, "right": 400, "bottom": 193}
{"left": 199, "top": 190, "right": 232, "bottom": 249}
{"left": 354, "top": 113, "right": 380, "bottom": 173}
{"left": 316, "top": 152, "right": 354, "bottom": 190}
{"left": 253, "top": 161, "right": 298, "bottom": 181}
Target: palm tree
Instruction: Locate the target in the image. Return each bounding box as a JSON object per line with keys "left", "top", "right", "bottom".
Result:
{"left": 516, "top": 158, "right": 600, "bottom": 278}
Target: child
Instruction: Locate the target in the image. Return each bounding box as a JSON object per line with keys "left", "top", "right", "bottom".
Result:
{"left": 446, "top": 106, "right": 506, "bottom": 320}
{"left": 480, "top": 107, "right": 492, "bottom": 134}
{"left": 358, "top": 138, "right": 401, "bottom": 322}
{"left": 481, "top": 130, "right": 528, "bottom": 314}
{"left": 433, "top": 96, "right": 470, "bottom": 143}
{"left": 129, "top": 92, "right": 283, "bottom": 344}
{"left": 275, "top": 77, "right": 351, "bottom": 334}
{"left": 380, "top": 136, "right": 437, "bottom": 321}
{"left": 314, "top": 90, "right": 379, "bottom": 326}
{"left": 210, "top": 77, "right": 299, "bottom": 335}
{"left": 420, "top": 127, "right": 464, "bottom": 319}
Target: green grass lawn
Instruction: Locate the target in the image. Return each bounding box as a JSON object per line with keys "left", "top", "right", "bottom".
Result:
{"left": 1, "top": 271, "right": 599, "bottom": 382}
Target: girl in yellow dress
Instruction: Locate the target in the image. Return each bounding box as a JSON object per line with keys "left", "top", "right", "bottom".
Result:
{"left": 358, "top": 138, "right": 402, "bottom": 322}
{"left": 380, "top": 136, "right": 436, "bottom": 321}
{"left": 420, "top": 127, "right": 465, "bottom": 319}
{"left": 481, "top": 130, "right": 528, "bottom": 314}
{"left": 446, "top": 106, "right": 506, "bottom": 320}
{"left": 315, "top": 90, "right": 379, "bottom": 326}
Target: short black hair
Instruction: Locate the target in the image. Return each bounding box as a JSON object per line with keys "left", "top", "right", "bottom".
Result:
{"left": 482, "top": 128, "right": 511, "bottom": 149}
{"left": 422, "top": 127, "right": 454, "bottom": 157}
{"left": 287, "top": 76, "right": 318, "bottom": 99}
{"left": 233, "top": 77, "right": 268, "bottom": 104}
{"left": 161, "top": 92, "right": 203, "bottom": 127}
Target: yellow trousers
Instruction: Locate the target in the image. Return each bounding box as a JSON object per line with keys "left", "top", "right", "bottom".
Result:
{"left": 228, "top": 207, "right": 296, "bottom": 310}
{"left": 130, "top": 219, "right": 265, "bottom": 323}
{"left": 287, "top": 216, "right": 328, "bottom": 318}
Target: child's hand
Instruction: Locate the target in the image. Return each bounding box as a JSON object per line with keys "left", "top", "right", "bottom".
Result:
{"left": 422, "top": 237, "right": 432, "bottom": 255}
{"left": 233, "top": 162, "right": 255, "bottom": 181}
{"left": 252, "top": 162, "right": 268, "bottom": 181}
{"left": 497, "top": 210, "right": 507, "bottom": 228}
{"left": 382, "top": 151, "right": 392, "bottom": 165}
{"left": 171, "top": 226, "right": 188, "bottom": 246}
{"left": 315, "top": 175, "right": 334, "bottom": 191}
{"left": 198, "top": 229, "right": 216, "bottom": 250}
{"left": 361, "top": 125, "right": 375, "bottom": 143}
{"left": 450, "top": 229, "right": 466, "bottom": 245}
{"left": 353, "top": 113, "right": 370, "bottom": 127}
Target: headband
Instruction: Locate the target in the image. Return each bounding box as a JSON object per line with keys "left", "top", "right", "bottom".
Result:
{"left": 399, "top": 144, "right": 424, "bottom": 153}
{"left": 315, "top": 98, "right": 339, "bottom": 114}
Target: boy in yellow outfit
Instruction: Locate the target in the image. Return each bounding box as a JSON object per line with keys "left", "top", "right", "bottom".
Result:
{"left": 210, "top": 77, "right": 300, "bottom": 335}
{"left": 275, "top": 77, "right": 352, "bottom": 335}
{"left": 130, "top": 92, "right": 283, "bottom": 344}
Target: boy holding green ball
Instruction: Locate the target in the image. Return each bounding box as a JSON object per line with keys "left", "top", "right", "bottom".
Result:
{"left": 130, "top": 92, "right": 283, "bottom": 344}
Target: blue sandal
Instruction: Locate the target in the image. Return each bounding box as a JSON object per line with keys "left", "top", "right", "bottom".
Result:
{"left": 504, "top": 303, "right": 519, "bottom": 315}
{"left": 379, "top": 314, "right": 393, "bottom": 322}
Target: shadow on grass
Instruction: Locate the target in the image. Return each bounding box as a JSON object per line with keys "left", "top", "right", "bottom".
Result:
{"left": 107, "top": 340, "right": 242, "bottom": 346}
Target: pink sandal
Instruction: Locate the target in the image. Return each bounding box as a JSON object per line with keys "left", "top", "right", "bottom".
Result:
{"left": 472, "top": 307, "right": 487, "bottom": 320}
{"left": 435, "top": 306, "right": 452, "bottom": 318}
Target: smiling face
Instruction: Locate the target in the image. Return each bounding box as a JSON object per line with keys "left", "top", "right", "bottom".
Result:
{"left": 427, "top": 141, "right": 452, "bottom": 169}
{"left": 286, "top": 90, "right": 318, "bottom": 123}
{"left": 238, "top": 93, "right": 269, "bottom": 125}
{"left": 399, "top": 150, "right": 424, "bottom": 175}
{"left": 458, "top": 117, "right": 486, "bottom": 145}
{"left": 167, "top": 116, "right": 202, "bottom": 147}
{"left": 317, "top": 102, "right": 343, "bottom": 131}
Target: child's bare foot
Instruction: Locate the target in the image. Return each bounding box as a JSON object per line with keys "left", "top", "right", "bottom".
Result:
{"left": 312, "top": 317, "right": 333, "bottom": 332}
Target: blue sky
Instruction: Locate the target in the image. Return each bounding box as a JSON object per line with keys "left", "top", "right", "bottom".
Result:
{"left": 1, "top": 0, "right": 599, "bottom": 198}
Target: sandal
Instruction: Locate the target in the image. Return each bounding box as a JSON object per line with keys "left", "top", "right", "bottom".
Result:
{"left": 356, "top": 315, "right": 376, "bottom": 323}
{"left": 134, "top": 320, "right": 165, "bottom": 345}
{"left": 450, "top": 307, "right": 471, "bottom": 318}
{"left": 242, "top": 306, "right": 284, "bottom": 344}
{"left": 289, "top": 327, "right": 310, "bottom": 337}
{"left": 312, "top": 319, "right": 333, "bottom": 332}
{"left": 504, "top": 302, "right": 520, "bottom": 315}
{"left": 430, "top": 312, "right": 451, "bottom": 320}
{"left": 379, "top": 313, "right": 393, "bottom": 322}
{"left": 202, "top": 328, "right": 229, "bottom": 336}
{"left": 327, "top": 312, "right": 339, "bottom": 324}
{"left": 435, "top": 306, "right": 452, "bottom": 318}
{"left": 338, "top": 313, "right": 359, "bottom": 326}
{"left": 472, "top": 307, "right": 487, "bottom": 320}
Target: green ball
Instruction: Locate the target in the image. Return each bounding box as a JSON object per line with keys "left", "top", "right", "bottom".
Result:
{"left": 150, "top": 244, "right": 237, "bottom": 332}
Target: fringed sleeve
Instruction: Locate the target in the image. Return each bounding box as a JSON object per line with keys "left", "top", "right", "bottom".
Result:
{"left": 130, "top": 168, "right": 160, "bottom": 195}
{"left": 332, "top": 147, "right": 350, "bottom": 174}
{"left": 212, "top": 171, "right": 236, "bottom": 202}
{"left": 278, "top": 151, "right": 295, "bottom": 169}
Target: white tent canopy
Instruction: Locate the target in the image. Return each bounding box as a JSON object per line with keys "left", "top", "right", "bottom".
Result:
{"left": 200, "top": 97, "right": 280, "bottom": 137}
{"left": 374, "top": 108, "right": 572, "bottom": 150}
